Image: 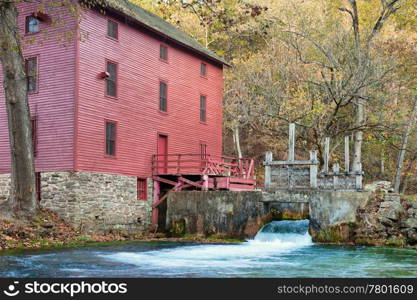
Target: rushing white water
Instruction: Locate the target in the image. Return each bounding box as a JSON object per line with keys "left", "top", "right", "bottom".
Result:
{"left": 101, "top": 220, "right": 313, "bottom": 271}
{"left": 2, "top": 219, "right": 417, "bottom": 277}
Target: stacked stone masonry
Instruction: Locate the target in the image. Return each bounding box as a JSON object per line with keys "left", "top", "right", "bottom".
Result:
{"left": 0, "top": 172, "right": 153, "bottom": 234}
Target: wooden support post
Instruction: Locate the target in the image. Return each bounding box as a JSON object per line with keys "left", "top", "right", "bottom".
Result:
{"left": 152, "top": 180, "right": 160, "bottom": 229}
{"left": 177, "top": 154, "right": 181, "bottom": 174}
{"left": 333, "top": 163, "right": 339, "bottom": 190}
{"left": 344, "top": 136, "right": 350, "bottom": 172}
{"left": 310, "top": 150, "right": 318, "bottom": 189}
{"left": 202, "top": 175, "right": 209, "bottom": 191}
{"left": 265, "top": 151, "right": 273, "bottom": 190}
{"left": 355, "top": 162, "right": 363, "bottom": 190}
{"left": 323, "top": 137, "right": 330, "bottom": 172}
{"left": 288, "top": 123, "right": 295, "bottom": 161}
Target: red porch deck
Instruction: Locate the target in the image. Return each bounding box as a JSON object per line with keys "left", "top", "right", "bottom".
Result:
{"left": 151, "top": 154, "right": 255, "bottom": 191}
{"left": 151, "top": 154, "right": 256, "bottom": 227}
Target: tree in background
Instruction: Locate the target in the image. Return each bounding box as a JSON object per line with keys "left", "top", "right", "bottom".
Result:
{"left": 143, "top": 0, "right": 416, "bottom": 191}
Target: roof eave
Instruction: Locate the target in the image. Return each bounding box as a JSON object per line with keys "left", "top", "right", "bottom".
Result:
{"left": 102, "top": 4, "right": 231, "bottom": 67}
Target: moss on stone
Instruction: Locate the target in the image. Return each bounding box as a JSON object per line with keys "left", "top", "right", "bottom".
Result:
{"left": 169, "top": 219, "right": 186, "bottom": 237}
{"left": 386, "top": 236, "right": 407, "bottom": 247}
{"left": 281, "top": 211, "right": 308, "bottom": 220}
{"left": 311, "top": 224, "right": 354, "bottom": 243}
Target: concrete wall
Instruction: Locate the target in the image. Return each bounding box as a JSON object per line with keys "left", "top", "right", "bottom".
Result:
{"left": 166, "top": 191, "right": 266, "bottom": 238}
{"left": 262, "top": 190, "right": 370, "bottom": 234}
{"left": 166, "top": 189, "right": 372, "bottom": 240}
{"left": 0, "top": 172, "right": 153, "bottom": 234}
{"left": 308, "top": 191, "right": 371, "bottom": 230}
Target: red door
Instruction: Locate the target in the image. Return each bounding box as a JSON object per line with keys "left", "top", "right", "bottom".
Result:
{"left": 157, "top": 135, "right": 168, "bottom": 174}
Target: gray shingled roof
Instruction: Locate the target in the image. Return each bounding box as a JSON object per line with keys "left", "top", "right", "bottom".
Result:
{"left": 103, "top": 0, "right": 228, "bottom": 66}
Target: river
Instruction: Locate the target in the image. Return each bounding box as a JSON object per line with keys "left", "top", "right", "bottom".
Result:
{"left": 1, "top": 220, "right": 416, "bottom": 278}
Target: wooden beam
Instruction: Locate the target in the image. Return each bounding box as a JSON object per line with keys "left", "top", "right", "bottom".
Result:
{"left": 310, "top": 150, "right": 318, "bottom": 188}
{"left": 263, "top": 160, "right": 318, "bottom": 166}
{"left": 323, "top": 137, "right": 330, "bottom": 172}
{"left": 355, "top": 162, "right": 363, "bottom": 190}
{"left": 333, "top": 163, "right": 340, "bottom": 189}
{"left": 178, "top": 177, "right": 203, "bottom": 189}
{"left": 152, "top": 176, "right": 178, "bottom": 186}
{"left": 152, "top": 193, "right": 169, "bottom": 208}
{"left": 175, "top": 184, "right": 192, "bottom": 191}
{"left": 265, "top": 151, "right": 273, "bottom": 189}
{"left": 202, "top": 175, "right": 209, "bottom": 191}
{"left": 152, "top": 180, "right": 161, "bottom": 228}
{"left": 288, "top": 123, "right": 295, "bottom": 161}
{"left": 344, "top": 136, "right": 350, "bottom": 172}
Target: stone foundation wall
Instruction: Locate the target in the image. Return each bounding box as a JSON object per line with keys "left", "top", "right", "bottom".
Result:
{"left": 0, "top": 174, "right": 11, "bottom": 202}
{"left": 0, "top": 172, "right": 153, "bottom": 234}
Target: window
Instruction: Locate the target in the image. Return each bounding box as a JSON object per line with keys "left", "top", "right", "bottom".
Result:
{"left": 137, "top": 178, "right": 147, "bottom": 200}
{"left": 200, "top": 63, "right": 207, "bottom": 77}
{"left": 106, "top": 61, "right": 117, "bottom": 97}
{"left": 26, "top": 16, "right": 40, "bottom": 34}
{"left": 200, "top": 95, "right": 207, "bottom": 122}
{"left": 160, "top": 45, "right": 168, "bottom": 61}
{"left": 31, "top": 117, "right": 37, "bottom": 157}
{"left": 105, "top": 121, "right": 116, "bottom": 156}
{"left": 159, "top": 82, "right": 167, "bottom": 112}
{"left": 107, "top": 20, "right": 118, "bottom": 39}
{"left": 25, "top": 57, "right": 38, "bottom": 93}
{"left": 35, "top": 172, "right": 41, "bottom": 201}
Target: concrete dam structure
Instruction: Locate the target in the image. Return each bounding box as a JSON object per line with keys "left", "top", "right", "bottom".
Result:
{"left": 166, "top": 190, "right": 372, "bottom": 241}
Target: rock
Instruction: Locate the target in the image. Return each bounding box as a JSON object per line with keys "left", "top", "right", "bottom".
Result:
{"left": 364, "top": 181, "right": 393, "bottom": 193}
{"left": 42, "top": 223, "right": 54, "bottom": 229}
{"left": 407, "top": 208, "right": 417, "bottom": 218}
{"left": 378, "top": 216, "right": 395, "bottom": 227}
{"left": 406, "top": 230, "right": 417, "bottom": 242}
{"left": 378, "top": 200, "right": 404, "bottom": 221}
{"left": 403, "top": 218, "right": 417, "bottom": 229}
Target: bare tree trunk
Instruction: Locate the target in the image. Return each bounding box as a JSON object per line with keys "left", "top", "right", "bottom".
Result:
{"left": 353, "top": 98, "right": 365, "bottom": 171}
{"left": 0, "top": 2, "right": 38, "bottom": 216}
{"left": 233, "top": 124, "right": 243, "bottom": 159}
{"left": 393, "top": 97, "right": 417, "bottom": 193}
{"left": 380, "top": 150, "right": 385, "bottom": 176}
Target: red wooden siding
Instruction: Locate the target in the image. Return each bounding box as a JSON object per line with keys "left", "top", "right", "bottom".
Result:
{"left": 0, "top": 4, "right": 224, "bottom": 178}
{"left": 0, "top": 3, "right": 77, "bottom": 174}
{"left": 75, "top": 10, "right": 223, "bottom": 178}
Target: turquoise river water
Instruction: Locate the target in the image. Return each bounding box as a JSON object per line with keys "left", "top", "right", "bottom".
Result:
{"left": 1, "top": 220, "right": 417, "bottom": 278}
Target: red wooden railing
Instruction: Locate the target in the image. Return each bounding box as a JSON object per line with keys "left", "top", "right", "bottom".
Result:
{"left": 152, "top": 154, "right": 255, "bottom": 179}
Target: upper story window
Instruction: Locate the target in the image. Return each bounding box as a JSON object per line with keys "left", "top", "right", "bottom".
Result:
{"left": 107, "top": 20, "right": 118, "bottom": 40}
{"left": 105, "top": 121, "right": 117, "bottom": 156}
{"left": 160, "top": 45, "right": 168, "bottom": 61}
{"left": 159, "top": 81, "right": 167, "bottom": 112}
{"left": 26, "top": 16, "right": 40, "bottom": 34}
{"left": 25, "top": 57, "right": 38, "bottom": 93}
{"left": 200, "top": 63, "right": 207, "bottom": 77}
{"left": 106, "top": 61, "right": 117, "bottom": 97}
{"left": 200, "top": 95, "right": 207, "bottom": 123}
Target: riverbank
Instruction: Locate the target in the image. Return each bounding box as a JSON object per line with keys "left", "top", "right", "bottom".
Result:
{"left": 0, "top": 209, "right": 243, "bottom": 253}
{"left": 1, "top": 219, "right": 417, "bottom": 278}
{"left": 310, "top": 192, "right": 417, "bottom": 250}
